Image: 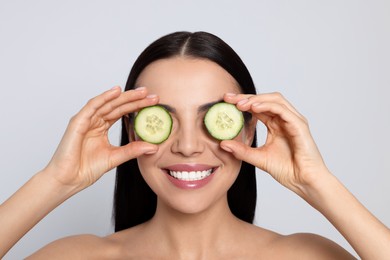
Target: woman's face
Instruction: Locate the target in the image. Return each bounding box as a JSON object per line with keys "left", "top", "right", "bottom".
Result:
{"left": 133, "top": 57, "right": 254, "bottom": 214}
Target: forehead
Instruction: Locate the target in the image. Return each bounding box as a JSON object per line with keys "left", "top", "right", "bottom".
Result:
{"left": 135, "top": 57, "right": 241, "bottom": 103}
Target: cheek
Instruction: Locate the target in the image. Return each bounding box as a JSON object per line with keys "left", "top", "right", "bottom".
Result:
{"left": 217, "top": 146, "right": 242, "bottom": 175}
{"left": 136, "top": 155, "right": 163, "bottom": 195}
{"left": 235, "top": 126, "right": 253, "bottom": 146}
{"left": 229, "top": 156, "right": 243, "bottom": 176}
{"left": 136, "top": 155, "right": 156, "bottom": 180}
{"left": 222, "top": 158, "right": 242, "bottom": 191}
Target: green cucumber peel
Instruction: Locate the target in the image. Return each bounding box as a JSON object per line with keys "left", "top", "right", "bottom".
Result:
{"left": 204, "top": 102, "right": 244, "bottom": 140}
{"left": 134, "top": 105, "right": 173, "bottom": 144}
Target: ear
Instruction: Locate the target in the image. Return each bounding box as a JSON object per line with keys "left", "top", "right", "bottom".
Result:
{"left": 243, "top": 116, "right": 257, "bottom": 146}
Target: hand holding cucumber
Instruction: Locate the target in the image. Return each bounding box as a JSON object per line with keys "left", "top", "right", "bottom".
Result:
{"left": 221, "top": 92, "right": 327, "bottom": 195}
{"left": 44, "top": 87, "right": 159, "bottom": 190}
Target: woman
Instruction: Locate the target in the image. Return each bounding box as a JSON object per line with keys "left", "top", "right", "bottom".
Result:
{"left": 1, "top": 31, "right": 389, "bottom": 259}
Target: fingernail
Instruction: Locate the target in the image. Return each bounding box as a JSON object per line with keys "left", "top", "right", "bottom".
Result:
{"left": 237, "top": 99, "right": 249, "bottom": 105}
{"left": 135, "top": 86, "right": 146, "bottom": 91}
{"left": 146, "top": 94, "right": 157, "bottom": 99}
{"left": 225, "top": 93, "right": 237, "bottom": 97}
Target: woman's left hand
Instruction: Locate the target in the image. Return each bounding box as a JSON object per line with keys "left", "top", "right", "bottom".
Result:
{"left": 221, "top": 92, "right": 329, "bottom": 195}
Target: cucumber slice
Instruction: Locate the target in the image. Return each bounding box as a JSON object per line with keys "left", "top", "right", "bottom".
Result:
{"left": 204, "top": 102, "right": 244, "bottom": 140}
{"left": 134, "top": 105, "right": 172, "bottom": 144}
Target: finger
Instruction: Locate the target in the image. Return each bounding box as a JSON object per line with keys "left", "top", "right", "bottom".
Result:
{"left": 251, "top": 102, "right": 303, "bottom": 124}
{"left": 63, "top": 87, "right": 138, "bottom": 145}
{"left": 103, "top": 94, "right": 159, "bottom": 124}
{"left": 225, "top": 92, "right": 306, "bottom": 121}
{"left": 224, "top": 93, "right": 254, "bottom": 110}
{"left": 96, "top": 87, "right": 151, "bottom": 117}
{"left": 220, "top": 140, "right": 266, "bottom": 170}
{"left": 108, "top": 141, "right": 159, "bottom": 169}
{"left": 254, "top": 92, "right": 306, "bottom": 121}
{"left": 225, "top": 92, "right": 290, "bottom": 111}
{"left": 251, "top": 102, "right": 310, "bottom": 140}
{"left": 77, "top": 86, "right": 123, "bottom": 120}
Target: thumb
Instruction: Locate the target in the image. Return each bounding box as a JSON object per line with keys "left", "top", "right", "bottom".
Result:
{"left": 110, "top": 141, "right": 158, "bottom": 168}
{"left": 220, "top": 140, "right": 261, "bottom": 167}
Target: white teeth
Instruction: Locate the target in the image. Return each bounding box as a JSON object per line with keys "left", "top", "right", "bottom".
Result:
{"left": 169, "top": 169, "right": 213, "bottom": 181}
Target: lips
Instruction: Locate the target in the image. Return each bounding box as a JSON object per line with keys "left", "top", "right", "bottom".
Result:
{"left": 163, "top": 164, "right": 217, "bottom": 189}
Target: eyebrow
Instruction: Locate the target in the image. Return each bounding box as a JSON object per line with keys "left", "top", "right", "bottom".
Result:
{"left": 158, "top": 99, "right": 224, "bottom": 114}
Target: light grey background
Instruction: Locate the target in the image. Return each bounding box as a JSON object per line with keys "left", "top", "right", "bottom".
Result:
{"left": 1, "top": 0, "right": 389, "bottom": 258}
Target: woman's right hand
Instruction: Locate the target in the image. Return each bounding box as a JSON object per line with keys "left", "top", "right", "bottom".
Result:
{"left": 43, "top": 86, "right": 159, "bottom": 191}
{"left": 222, "top": 92, "right": 327, "bottom": 197}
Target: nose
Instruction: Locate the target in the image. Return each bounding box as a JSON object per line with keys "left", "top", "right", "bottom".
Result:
{"left": 171, "top": 120, "right": 205, "bottom": 157}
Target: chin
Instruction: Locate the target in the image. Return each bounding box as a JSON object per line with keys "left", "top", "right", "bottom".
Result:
{"left": 158, "top": 193, "right": 228, "bottom": 216}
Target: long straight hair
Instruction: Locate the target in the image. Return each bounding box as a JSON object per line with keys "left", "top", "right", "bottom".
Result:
{"left": 114, "top": 31, "right": 258, "bottom": 232}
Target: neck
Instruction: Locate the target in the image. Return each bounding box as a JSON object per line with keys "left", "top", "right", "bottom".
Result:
{"left": 146, "top": 195, "right": 241, "bottom": 258}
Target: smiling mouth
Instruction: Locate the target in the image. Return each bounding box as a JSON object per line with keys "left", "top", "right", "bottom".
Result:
{"left": 168, "top": 169, "right": 214, "bottom": 181}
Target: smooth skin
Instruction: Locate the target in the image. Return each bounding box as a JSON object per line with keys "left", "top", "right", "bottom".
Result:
{"left": 1, "top": 57, "right": 389, "bottom": 259}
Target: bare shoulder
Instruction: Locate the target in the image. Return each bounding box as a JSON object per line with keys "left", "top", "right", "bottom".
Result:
{"left": 26, "top": 225, "right": 147, "bottom": 259}
{"left": 237, "top": 223, "right": 355, "bottom": 259}
{"left": 270, "top": 232, "right": 356, "bottom": 259}
{"left": 26, "top": 234, "right": 119, "bottom": 259}
{"left": 222, "top": 222, "right": 356, "bottom": 259}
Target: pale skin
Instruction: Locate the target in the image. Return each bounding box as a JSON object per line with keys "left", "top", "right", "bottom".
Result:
{"left": 0, "top": 57, "right": 389, "bottom": 259}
